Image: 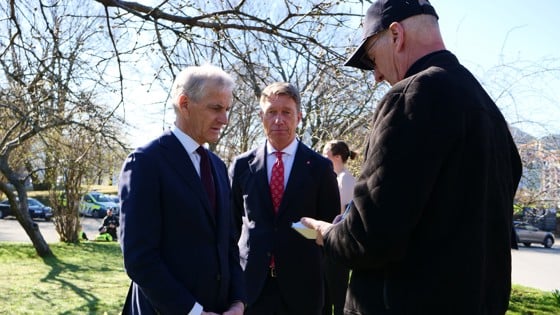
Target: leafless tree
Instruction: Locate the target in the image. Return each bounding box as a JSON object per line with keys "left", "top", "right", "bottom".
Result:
{"left": 88, "top": 0, "right": 382, "bottom": 155}
{"left": 0, "top": 0, "right": 127, "bottom": 256}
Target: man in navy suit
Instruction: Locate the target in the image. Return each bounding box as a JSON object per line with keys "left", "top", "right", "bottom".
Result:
{"left": 119, "top": 64, "right": 246, "bottom": 315}
{"left": 229, "top": 82, "right": 340, "bottom": 315}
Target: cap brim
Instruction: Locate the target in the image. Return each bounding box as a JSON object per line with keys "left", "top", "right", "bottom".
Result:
{"left": 344, "top": 38, "right": 374, "bottom": 70}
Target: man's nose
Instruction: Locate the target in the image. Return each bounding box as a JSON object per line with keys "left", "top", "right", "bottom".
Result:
{"left": 218, "top": 111, "right": 228, "bottom": 125}
{"left": 273, "top": 114, "right": 283, "bottom": 124}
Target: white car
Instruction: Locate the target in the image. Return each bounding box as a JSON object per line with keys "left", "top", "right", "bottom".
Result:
{"left": 79, "top": 191, "right": 120, "bottom": 218}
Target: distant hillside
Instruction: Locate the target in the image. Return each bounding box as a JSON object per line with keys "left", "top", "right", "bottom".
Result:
{"left": 510, "top": 126, "right": 535, "bottom": 145}
{"left": 539, "top": 134, "right": 560, "bottom": 151}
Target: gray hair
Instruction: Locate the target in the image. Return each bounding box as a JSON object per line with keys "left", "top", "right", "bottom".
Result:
{"left": 259, "top": 82, "right": 301, "bottom": 112}
{"left": 171, "top": 64, "right": 234, "bottom": 112}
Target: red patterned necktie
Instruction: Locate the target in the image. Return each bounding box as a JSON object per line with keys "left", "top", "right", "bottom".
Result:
{"left": 270, "top": 151, "right": 284, "bottom": 214}
{"left": 196, "top": 146, "right": 216, "bottom": 212}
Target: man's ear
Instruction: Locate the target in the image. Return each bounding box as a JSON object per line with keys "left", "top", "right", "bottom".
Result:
{"left": 389, "top": 22, "right": 405, "bottom": 51}
{"left": 178, "top": 94, "right": 189, "bottom": 111}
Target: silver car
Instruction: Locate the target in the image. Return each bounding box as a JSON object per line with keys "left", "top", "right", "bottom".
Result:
{"left": 514, "top": 222, "right": 555, "bottom": 248}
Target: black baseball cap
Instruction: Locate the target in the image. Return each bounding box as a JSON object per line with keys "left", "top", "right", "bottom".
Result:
{"left": 344, "top": 0, "right": 439, "bottom": 70}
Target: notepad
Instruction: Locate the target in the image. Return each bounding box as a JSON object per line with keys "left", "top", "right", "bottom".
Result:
{"left": 291, "top": 221, "right": 317, "bottom": 239}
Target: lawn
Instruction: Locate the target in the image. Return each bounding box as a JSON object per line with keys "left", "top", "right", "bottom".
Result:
{"left": 0, "top": 242, "right": 129, "bottom": 315}
{"left": 0, "top": 241, "right": 559, "bottom": 314}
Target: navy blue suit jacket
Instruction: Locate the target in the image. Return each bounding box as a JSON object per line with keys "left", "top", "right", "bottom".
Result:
{"left": 229, "top": 141, "right": 339, "bottom": 314}
{"left": 119, "top": 131, "right": 245, "bottom": 314}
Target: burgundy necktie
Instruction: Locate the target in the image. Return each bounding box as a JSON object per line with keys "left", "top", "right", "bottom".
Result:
{"left": 196, "top": 146, "right": 216, "bottom": 212}
{"left": 270, "top": 151, "right": 284, "bottom": 214}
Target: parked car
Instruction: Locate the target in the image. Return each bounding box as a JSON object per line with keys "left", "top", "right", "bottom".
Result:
{"left": 79, "top": 191, "right": 120, "bottom": 218}
{"left": 106, "top": 194, "right": 120, "bottom": 204}
{"left": 514, "top": 221, "right": 555, "bottom": 248}
{"left": 0, "top": 198, "right": 53, "bottom": 221}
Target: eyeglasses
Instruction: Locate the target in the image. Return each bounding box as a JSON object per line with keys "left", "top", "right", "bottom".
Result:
{"left": 360, "top": 31, "right": 387, "bottom": 69}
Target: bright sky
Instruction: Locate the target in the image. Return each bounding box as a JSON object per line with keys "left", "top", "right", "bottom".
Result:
{"left": 124, "top": 0, "right": 560, "bottom": 148}
{"left": 431, "top": 0, "right": 560, "bottom": 137}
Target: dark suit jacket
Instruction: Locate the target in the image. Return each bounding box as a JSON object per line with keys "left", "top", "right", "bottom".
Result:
{"left": 229, "top": 141, "right": 340, "bottom": 314}
{"left": 324, "top": 51, "right": 522, "bottom": 315}
{"left": 119, "top": 131, "right": 245, "bottom": 314}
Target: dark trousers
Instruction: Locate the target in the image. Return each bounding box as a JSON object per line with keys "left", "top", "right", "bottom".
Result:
{"left": 323, "top": 260, "right": 349, "bottom": 315}
{"left": 106, "top": 227, "right": 118, "bottom": 241}
{"left": 246, "top": 275, "right": 317, "bottom": 315}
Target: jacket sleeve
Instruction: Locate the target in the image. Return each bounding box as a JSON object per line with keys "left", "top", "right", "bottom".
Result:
{"left": 119, "top": 151, "right": 195, "bottom": 313}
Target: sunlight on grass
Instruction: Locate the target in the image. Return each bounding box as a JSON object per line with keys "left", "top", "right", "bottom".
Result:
{"left": 1, "top": 242, "right": 559, "bottom": 314}
{"left": 0, "top": 242, "right": 128, "bottom": 314}
{"left": 507, "top": 285, "right": 560, "bottom": 315}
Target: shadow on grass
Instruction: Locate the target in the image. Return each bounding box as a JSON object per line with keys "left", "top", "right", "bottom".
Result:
{"left": 39, "top": 243, "right": 110, "bottom": 314}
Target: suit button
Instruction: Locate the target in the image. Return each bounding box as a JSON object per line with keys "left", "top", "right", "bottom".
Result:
{"left": 266, "top": 252, "right": 271, "bottom": 257}
{"left": 216, "top": 274, "right": 221, "bottom": 281}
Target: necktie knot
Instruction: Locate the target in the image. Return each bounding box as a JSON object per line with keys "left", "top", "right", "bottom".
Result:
{"left": 196, "top": 146, "right": 206, "bottom": 158}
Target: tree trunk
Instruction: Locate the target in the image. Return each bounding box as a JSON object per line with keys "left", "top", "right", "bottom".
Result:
{"left": 3, "top": 179, "right": 54, "bottom": 258}
{"left": 18, "top": 215, "right": 54, "bottom": 257}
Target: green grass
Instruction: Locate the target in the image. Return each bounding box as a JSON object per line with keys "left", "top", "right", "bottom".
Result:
{"left": 0, "top": 242, "right": 128, "bottom": 315}
{"left": 0, "top": 241, "right": 559, "bottom": 314}
{"left": 507, "top": 285, "right": 560, "bottom": 315}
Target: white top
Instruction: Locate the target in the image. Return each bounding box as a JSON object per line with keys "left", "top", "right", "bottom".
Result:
{"left": 337, "top": 168, "right": 356, "bottom": 213}
{"left": 266, "top": 138, "right": 298, "bottom": 187}
{"left": 171, "top": 126, "right": 204, "bottom": 177}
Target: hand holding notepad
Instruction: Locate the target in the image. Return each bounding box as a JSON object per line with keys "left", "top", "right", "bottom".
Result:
{"left": 291, "top": 221, "right": 317, "bottom": 239}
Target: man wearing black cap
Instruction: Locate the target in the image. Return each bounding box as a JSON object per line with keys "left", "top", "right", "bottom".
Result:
{"left": 302, "top": 0, "right": 522, "bottom": 314}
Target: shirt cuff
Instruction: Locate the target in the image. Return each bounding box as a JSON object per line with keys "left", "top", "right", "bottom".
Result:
{"left": 188, "top": 302, "right": 203, "bottom": 315}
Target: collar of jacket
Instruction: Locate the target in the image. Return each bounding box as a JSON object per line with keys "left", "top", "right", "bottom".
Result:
{"left": 404, "top": 50, "right": 457, "bottom": 79}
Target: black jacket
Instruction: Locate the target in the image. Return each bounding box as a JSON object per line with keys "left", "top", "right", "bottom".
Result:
{"left": 230, "top": 141, "right": 340, "bottom": 314}
{"left": 324, "top": 51, "right": 522, "bottom": 315}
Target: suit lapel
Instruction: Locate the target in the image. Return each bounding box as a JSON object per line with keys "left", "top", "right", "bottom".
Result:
{"left": 158, "top": 132, "right": 216, "bottom": 224}
{"left": 277, "top": 142, "right": 312, "bottom": 219}
{"left": 249, "top": 145, "right": 276, "bottom": 221}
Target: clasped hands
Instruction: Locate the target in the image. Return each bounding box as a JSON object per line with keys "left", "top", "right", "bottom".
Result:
{"left": 200, "top": 301, "right": 244, "bottom": 315}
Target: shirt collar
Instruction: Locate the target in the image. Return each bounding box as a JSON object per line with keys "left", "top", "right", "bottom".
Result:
{"left": 171, "top": 125, "right": 201, "bottom": 154}
{"left": 266, "top": 138, "right": 298, "bottom": 156}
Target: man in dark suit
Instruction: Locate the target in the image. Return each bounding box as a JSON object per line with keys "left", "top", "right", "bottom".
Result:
{"left": 119, "top": 64, "right": 246, "bottom": 315}
{"left": 302, "top": 1, "right": 522, "bottom": 314}
{"left": 229, "top": 82, "right": 340, "bottom": 315}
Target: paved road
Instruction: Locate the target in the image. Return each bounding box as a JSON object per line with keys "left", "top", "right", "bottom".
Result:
{"left": 511, "top": 243, "right": 560, "bottom": 291}
{"left": 1, "top": 218, "right": 559, "bottom": 292}
{"left": 0, "top": 216, "right": 104, "bottom": 243}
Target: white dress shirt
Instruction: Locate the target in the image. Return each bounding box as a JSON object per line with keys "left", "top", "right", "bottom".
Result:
{"left": 171, "top": 126, "right": 204, "bottom": 177}
{"left": 266, "top": 138, "right": 299, "bottom": 187}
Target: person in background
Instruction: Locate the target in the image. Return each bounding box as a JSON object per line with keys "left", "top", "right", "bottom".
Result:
{"left": 229, "top": 82, "right": 340, "bottom": 315}
{"left": 118, "top": 64, "right": 245, "bottom": 315}
{"left": 95, "top": 227, "right": 113, "bottom": 242}
{"left": 323, "top": 140, "right": 357, "bottom": 215}
{"left": 99, "top": 209, "right": 119, "bottom": 241}
{"left": 302, "top": 1, "right": 522, "bottom": 314}
{"left": 321, "top": 140, "right": 357, "bottom": 315}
